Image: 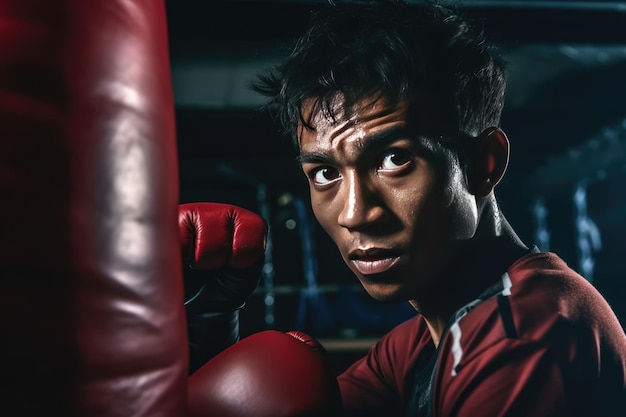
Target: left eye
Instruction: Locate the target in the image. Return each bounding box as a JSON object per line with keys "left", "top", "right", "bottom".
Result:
{"left": 379, "top": 149, "right": 413, "bottom": 171}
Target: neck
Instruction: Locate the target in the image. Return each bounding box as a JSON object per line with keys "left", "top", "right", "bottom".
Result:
{"left": 410, "top": 195, "right": 529, "bottom": 347}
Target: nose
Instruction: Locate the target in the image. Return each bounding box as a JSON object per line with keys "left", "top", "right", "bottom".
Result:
{"left": 337, "top": 171, "right": 385, "bottom": 230}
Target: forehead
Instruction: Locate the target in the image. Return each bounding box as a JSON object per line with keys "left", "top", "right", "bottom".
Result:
{"left": 298, "top": 96, "right": 410, "bottom": 152}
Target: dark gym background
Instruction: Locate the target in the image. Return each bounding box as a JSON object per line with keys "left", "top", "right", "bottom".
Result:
{"left": 166, "top": 0, "right": 626, "bottom": 374}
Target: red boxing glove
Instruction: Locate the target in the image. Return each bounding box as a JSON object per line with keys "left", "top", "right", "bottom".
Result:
{"left": 179, "top": 202, "right": 268, "bottom": 373}
{"left": 179, "top": 202, "right": 268, "bottom": 312}
{"left": 188, "top": 330, "right": 343, "bottom": 417}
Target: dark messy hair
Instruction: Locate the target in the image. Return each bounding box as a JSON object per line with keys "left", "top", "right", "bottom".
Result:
{"left": 252, "top": 0, "right": 507, "bottom": 144}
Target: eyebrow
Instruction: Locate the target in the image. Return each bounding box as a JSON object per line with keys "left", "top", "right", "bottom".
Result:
{"left": 297, "top": 125, "right": 412, "bottom": 165}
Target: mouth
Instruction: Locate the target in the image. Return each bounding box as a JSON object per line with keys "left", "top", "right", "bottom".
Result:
{"left": 348, "top": 248, "right": 401, "bottom": 275}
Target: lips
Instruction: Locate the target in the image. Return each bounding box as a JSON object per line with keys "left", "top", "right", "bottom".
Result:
{"left": 348, "top": 248, "right": 400, "bottom": 275}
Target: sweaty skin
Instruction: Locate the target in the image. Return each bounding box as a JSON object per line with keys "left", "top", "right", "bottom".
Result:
{"left": 297, "top": 97, "right": 495, "bottom": 345}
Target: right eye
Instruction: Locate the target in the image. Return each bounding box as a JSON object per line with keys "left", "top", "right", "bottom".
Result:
{"left": 311, "top": 166, "right": 341, "bottom": 185}
{"left": 379, "top": 148, "right": 413, "bottom": 172}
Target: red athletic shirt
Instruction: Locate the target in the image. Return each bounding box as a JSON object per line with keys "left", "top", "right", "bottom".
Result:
{"left": 338, "top": 251, "right": 626, "bottom": 416}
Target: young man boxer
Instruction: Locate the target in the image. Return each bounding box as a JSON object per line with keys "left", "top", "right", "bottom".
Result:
{"left": 249, "top": 1, "right": 626, "bottom": 415}
{"left": 187, "top": 1, "right": 626, "bottom": 416}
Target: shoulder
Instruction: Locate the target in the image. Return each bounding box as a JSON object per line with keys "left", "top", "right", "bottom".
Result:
{"left": 507, "top": 251, "right": 625, "bottom": 341}
{"left": 434, "top": 251, "right": 626, "bottom": 414}
{"left": 454, "top": 251, "right": 626, "bottom": 351}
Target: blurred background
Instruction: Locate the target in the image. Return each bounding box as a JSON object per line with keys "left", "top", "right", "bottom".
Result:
{"left": 166, "top": 0, "right": 626, "bottom": 371}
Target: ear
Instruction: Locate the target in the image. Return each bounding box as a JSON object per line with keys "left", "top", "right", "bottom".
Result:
{"left": 465, "top": 127, "right": 510, "bottom": 198}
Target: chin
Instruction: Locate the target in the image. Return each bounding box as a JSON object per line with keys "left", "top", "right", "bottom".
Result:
{"left": 361, "top": 283, "right": 408, "bottom": 303}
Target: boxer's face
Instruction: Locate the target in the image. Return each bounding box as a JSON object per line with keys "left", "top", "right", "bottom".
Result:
{"left": 298, "top": 97, "right": 479, "bottom": 303}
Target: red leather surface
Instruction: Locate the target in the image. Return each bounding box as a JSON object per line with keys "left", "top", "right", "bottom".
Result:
{"left": 187, "top": 330, "right": 342, "bottom": 417}
{"left": 0, "top": 1, "right": 187, "bottom": 416}
{"left": 179, "top": 202, "right": 268, "bottom": 270}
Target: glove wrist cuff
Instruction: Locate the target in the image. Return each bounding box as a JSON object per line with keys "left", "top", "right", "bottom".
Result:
{"left": 187, "top": 309, "right": 241, "bottom": 374}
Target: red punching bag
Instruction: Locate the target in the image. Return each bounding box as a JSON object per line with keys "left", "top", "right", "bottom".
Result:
{"left": 0, "top": 1, "right": 187, "bottom": 416}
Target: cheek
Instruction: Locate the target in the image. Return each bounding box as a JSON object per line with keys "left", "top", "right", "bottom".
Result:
{"left": 310, "top": 192, "right": 336, "bottom": 235}
{"left": 442, "top": 177, "right": 478, "bottom": 239}
{"left": 310, "top": 190, "right": 351, "bottom": 256}
{"left": 400, "top": 173, "right": 460, "bottom": 243}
